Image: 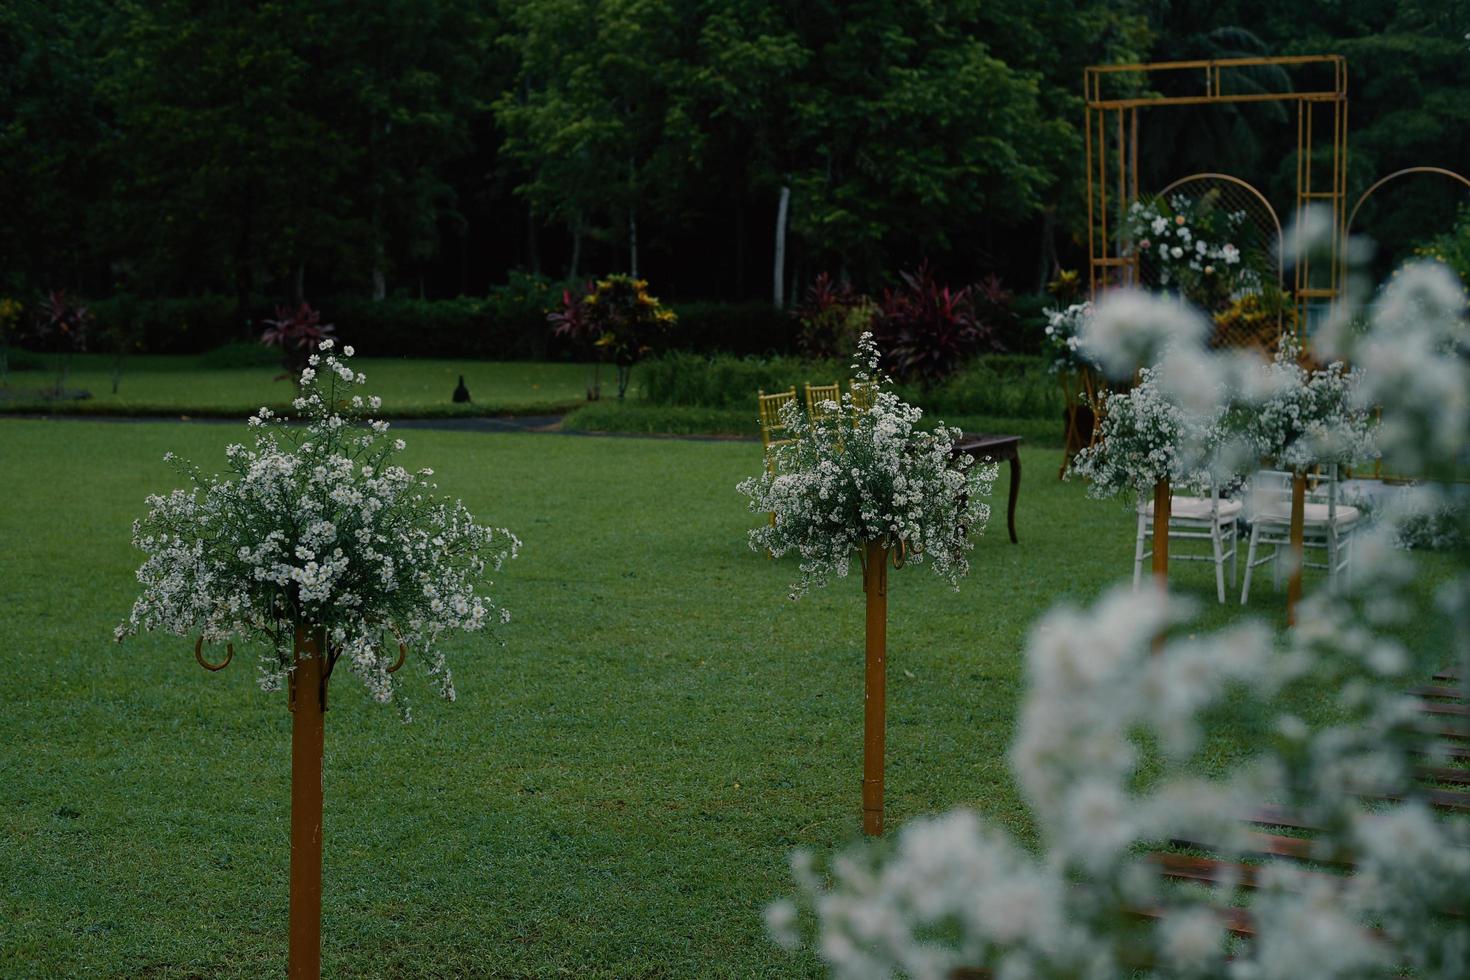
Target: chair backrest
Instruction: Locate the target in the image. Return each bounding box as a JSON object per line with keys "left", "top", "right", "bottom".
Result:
{"left": 1245, "top": 469, "right": 1295, "bottom": 520}
{"left": 757, "top": 387, "right": 797, "bottom": 449}
{"left": 805, "top": 381, "right": 841, "bottom": 421}
{"left": 848, "top": 379, "right": 877, "bottom": 411}
{"left": 1305, "top": 463, "right": 1341, "bottom": 521}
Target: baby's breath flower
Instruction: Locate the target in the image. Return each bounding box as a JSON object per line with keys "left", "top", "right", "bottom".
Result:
{"left": 117, "top": 353, "right": 519, "bottom": 710}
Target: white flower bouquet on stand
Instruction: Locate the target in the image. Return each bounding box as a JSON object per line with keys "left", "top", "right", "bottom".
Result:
{"left": 738, "top": 333, "right": 995, "bottom": 835}
{"left": 738, "top": 334, "right": 995, "bottom": 598}
{"left": 116, "top": 340, "right": 518, "bottom": 978}
{"left": 1069, "top": 365, "right": 1222, "bottom": 502}
{"left": 1240, "top": 340, "right": 1375, "bottom": 473}
{"left": 1234, "top": 340, "right": 1375, "bottom": 619}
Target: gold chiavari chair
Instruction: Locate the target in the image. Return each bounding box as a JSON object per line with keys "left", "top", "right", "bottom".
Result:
{"left": 805, "top": 381, "right": 841, "bottom": 422}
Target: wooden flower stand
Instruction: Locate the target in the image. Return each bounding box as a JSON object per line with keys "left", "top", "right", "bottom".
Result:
{"left": 861, "top": 539, "right": 890, "bottom": 836}
{"left": 287, "top": 626, "right": 328, "bottom": 980}
{"left": 194, "top": 626, "right": 403, "bottom": 980}
{"left": 1058, "top": 368, "right": 1100, "bottom": 479}
{"left": 1151, "top": 478, "right": 1171, "bottom": 653}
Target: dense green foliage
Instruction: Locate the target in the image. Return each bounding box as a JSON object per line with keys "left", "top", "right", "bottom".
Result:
{"left": 636, "top": 351, "right": 1063, "bottom": 420}
{"left": 4, "top": 1, "right": 1461, "bottom": 310}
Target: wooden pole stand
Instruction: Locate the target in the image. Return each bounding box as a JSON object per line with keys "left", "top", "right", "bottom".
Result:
{"left": 861, "top": 539, "right": 888, "bottom": 836}
{"left": 1152, "top": 477, "right": 1171, "bottom": 584}
{"left": 288, "top": 625, "right": 328, "bottom": 980}
{"left": 1287, "top": 471, "right": 1306, "bottom": 626}
{"left": 1151, "top": 478, "right": 1171, "bottom": 653}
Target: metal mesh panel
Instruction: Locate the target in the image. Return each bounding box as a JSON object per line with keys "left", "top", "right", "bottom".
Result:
{"left": 1135, "top": 175, "right": 1288, "bottom": 354}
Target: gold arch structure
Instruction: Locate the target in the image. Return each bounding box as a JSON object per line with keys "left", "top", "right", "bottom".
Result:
{"left": 1084, "top": 56, "right": 1348, "bottom": 331}
{"left": 1342, "top": 166, "right": 1470, "bottom": 483}
{"left": 1343, "top": 166, "right": 1470, "bottom": 275}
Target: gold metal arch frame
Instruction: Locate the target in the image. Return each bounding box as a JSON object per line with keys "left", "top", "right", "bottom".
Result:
{"left": 1343, "top": 166, "right": 1470, "bottom": 276}
{"left": 1084, "top": 56, "right": 1348, "bottom": 333}
{"left": 1341, "top": 166, "right": 1470, "bottom": 483}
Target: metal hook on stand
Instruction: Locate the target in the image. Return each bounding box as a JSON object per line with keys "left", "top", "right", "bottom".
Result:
{"left": 195, "top": 636, "right": 234, "bottom": 672}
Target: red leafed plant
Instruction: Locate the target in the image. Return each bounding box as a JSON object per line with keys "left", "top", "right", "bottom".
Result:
{"left": 261, "top": 301, "right": 336, "bottom": 381}
{"left": 548, "top": 281, "right": 605, "bottom": 400}
{"left": 872, "top": 262, "right": 990, "bottom": 387}
{"left": 27, "top": 291, "right": 94, "bottom": 396}
{"left": 32, "top": 290, "right": 92, "bottom": 352}
{"left": 791, "top": 273, "right": 874, "bottom": 359}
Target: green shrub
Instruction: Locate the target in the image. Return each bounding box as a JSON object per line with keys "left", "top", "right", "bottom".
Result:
{"left": 637, "top": 351, "right": 847, "bottom": 409}
{"left": 907, "top": 354, "right": 1062, "bottom": 419}
{"left": 90, "top": 295, "right": 247, "bottom": 353}
{"left": 197, "top": 342, "right": 281, "bottom": 369}
{"left": 4, "top": 347, "right": 49, "bottom": 371}
{"left": 638, "top": 350, "right": 1061, "bottom": 419}
{"left": 1005, "top": 292, "right": 1053, "bottom": 355}
{"left": 72, "top": 286, "right": 795, "bottom": 361}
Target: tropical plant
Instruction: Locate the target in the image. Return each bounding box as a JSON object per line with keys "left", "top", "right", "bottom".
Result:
{"left": 1414, "top": 203, "right": 1470, "bottom": 287}
{"left": 1212, "top": 287, "right": 1294, "bottom": 352}
{"left": 736, "top": 333, "right": 994, "bottom": 597}
{"left": 0, "top": 297, "right": 21, "bottom": 384}
{"left": 1046, "top": 268, "right": 1085, "bottom": 304}
{"left": 572, "top": 275, "right": 676, "bottom": 400}
{"left": 872, "top": 262, "right": 988, "bottom": 387}
{"left": 25, "top": 291, "right": 92, "bottom": 396}
{"left": 547, "top": 280, "right": 604, "bottom": 399}
{"left": 261, "top": 301, "right": 336, "bottom": 382}
{"left": 116, "top": 340, "right": 519, "bottom": 707}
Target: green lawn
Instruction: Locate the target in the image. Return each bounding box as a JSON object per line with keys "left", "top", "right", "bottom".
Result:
{"left": 0, "top": 354, "right": 590, "bottom": 418}
{"left": 0, "top": 419, "right": 1454, "bottom": 977}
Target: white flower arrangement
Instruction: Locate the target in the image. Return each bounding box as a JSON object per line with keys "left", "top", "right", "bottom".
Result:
{"left": 767, "top": 256, "right": 1470, "bottom": 980}
{"left": 736, "top": 334, "right": 996, "bottom": 597}
{"left": 116, "top": 341, "right": 519, "bottom": 707}
{"left": 771, "top": 582, "right": 1470, "bottom": 979}
{"left": 1239, "top": 339, "right": 1376, "bottom": 471}
{"left": 1040, "top": 301, "right": 1096, "bottom": 375}
{"left": 1068, "top": 365, "right": 1221, "bottom": 498}
{"left": 1125, "top": 194, "right": 1248, "bottom": 288}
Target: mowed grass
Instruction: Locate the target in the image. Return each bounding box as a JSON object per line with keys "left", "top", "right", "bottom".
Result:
{"left": 0, "top": 354, "right": 589, "bottom": 417}
{"left": 0, "top": 419, "right": 1455, "bottom": 977}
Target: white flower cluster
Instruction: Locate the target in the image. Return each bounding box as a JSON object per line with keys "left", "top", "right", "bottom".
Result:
{"left": 1125, "top": 194, "right": 1247, "bottom": 287}
{"left": 772, "top": 258, "right": 1470, "bottom": 978}
{"left": 1040, "top": 301, "right": 1096, "bottom": 375}
{"left": 1238, "top": 339, "right": 1376, "bottom": 471}
{"left": 1068, "top": 364, "right": 1222, "bottom": 498}
{"left": 116, "top": 340, "right": 520, "bottom": 708}
{"left": 1069, "top": 291, "right": 1375, "bottom": 498}
{"left": 736, "top": 334, "right": 996, "bottom": 597}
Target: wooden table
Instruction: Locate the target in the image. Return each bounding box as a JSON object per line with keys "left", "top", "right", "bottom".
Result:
{"left": 953, "top": 433, "right": 1021, "bottom": 544}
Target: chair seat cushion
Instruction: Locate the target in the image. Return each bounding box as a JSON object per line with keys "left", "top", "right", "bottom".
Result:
{"left": 1142, "top": 496, "right": 1242, "bottom": 520}
{"left": 1256, "top": 502, "right": 1360, "bottom": 526}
